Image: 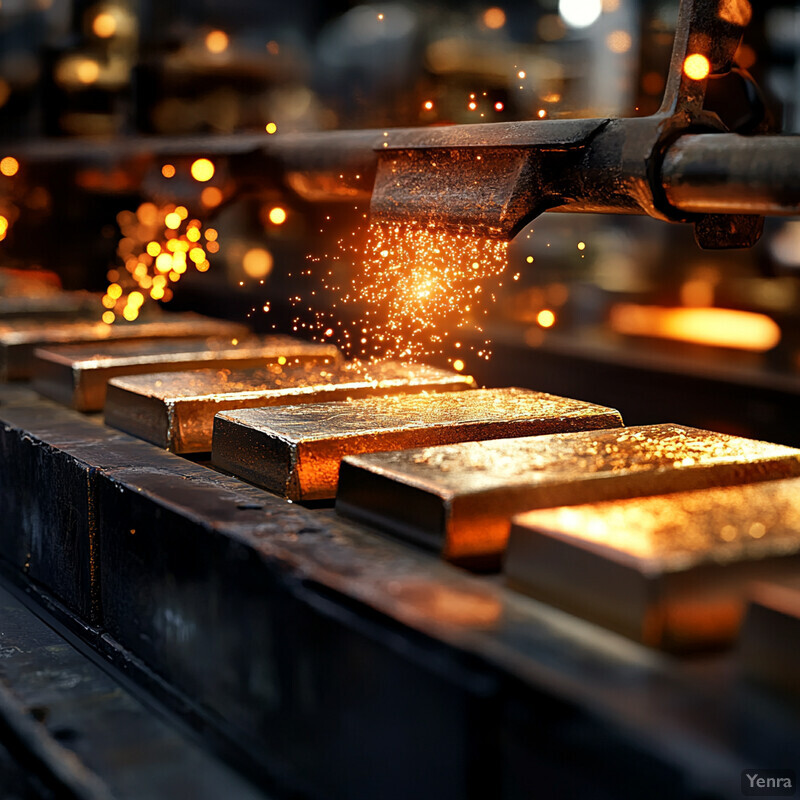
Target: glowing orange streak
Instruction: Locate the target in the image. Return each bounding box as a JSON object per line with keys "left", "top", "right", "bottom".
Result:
{"left": 609, "top": 304, "right": 781, "bottom": 352}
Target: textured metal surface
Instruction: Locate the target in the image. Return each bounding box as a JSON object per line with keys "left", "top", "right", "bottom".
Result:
{"left": 506, "top": 479, "right": 800, "bottom": 650}
{"left": 33, "top": 335, "right": 340, "bottom": 412}
{"left": 738, "top": 582, "right": 800, "bottom": 697}
{"left": 106, "top": 360, "right": 476, "bottom": 454}
{"left": 0, "top": 393, "right": 798, "bottom": 798}
{"left": 336, "top": 424, "right": 800, "bottom": 564}
{"left": 0, "top": 581, "right": 268, "bottom": 799}
{"left": 0, "top": 314, "right": 249, "bottom": 381}
{"left": 212, "top": 388, "right": 622, "bottom": 501}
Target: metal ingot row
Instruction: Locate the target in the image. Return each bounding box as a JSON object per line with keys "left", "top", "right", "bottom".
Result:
{"left": 106, "top": 361, "right": 477, "bottom": 454}
{"left": 34, "top": 335, "right": 340, "bottom": 411}
{"left": 0, "top": 313, "right": 250, "bottom": 380}
{"left": 211, "top": 387, "right": 623, "bottom": 500}
{"left": 335, "top": 424, "right": 800, "bottom": 562}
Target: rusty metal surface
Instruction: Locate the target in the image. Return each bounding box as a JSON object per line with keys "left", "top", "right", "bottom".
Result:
{"left": 0, "top": 314, "right": 249, "bottom": 381}
{"left": 506, "top": 479, "right": 800, "bottom": 651}
{"left": 106, "top": 360, "right": 476, "bottom": 454}
{"left": 0, "top": 392, "right": 797, "bottom": 798}
{"left": 33, "top": 335, "right": 340, "bottom": 412}
{"left": 336, "top": 424, "right": 800, "bottom": 564}
{"left": 212, "top": 388, "right": 622, "bottom": 502}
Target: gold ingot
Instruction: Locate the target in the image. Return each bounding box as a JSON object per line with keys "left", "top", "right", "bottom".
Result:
{"left": 337, "top": 424, "right": 800, "bottom": 566}
{"left": 106, "top": 360, "right": 476, "bottom": 454}
{"left": 0, "top": 314, "right": 248, "bottom": 381}
{"left": 34, "top": 335, "right": 339, "bottom": 411}
{"left": 507, "top": 478, "right": 800, "bottom": 650}
{"left": 212, "top": 387, "right": 622, "bottom": 501}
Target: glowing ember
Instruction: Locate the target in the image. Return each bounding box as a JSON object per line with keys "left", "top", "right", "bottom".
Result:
{"left": 301, "top": 222, "right": 508, "bottom": 363}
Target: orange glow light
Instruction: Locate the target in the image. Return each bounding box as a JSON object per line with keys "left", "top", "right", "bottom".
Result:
{"left": 607, "top": 30, "right": 632, "bottom": 53}
{"left": 537, "top": 309, "right": 556, "bottom": 328}
{"left": 453, "top": 359, "right": 465, "bottom": 372}
{"left": 718, "top": 0, "right": 752, "bottom": 26}
{"left": 205, "top": 30, "right": 229, "bottom": 54}
{"left": 200, "top": 187, "right": 222, "bottom": 207}
{"left": 494, "top": 101, "right": 504, "bottom": 111}
{"left": 609, "top": 304, "right": 781, "bottom": 352}
{"left": 92, "top": 12, "right": 117, "bottom": 38}
{"left": 161, "top": 164, "right": 176, "bottom": 178}
{"left": 76, "top": 59, "right": 100, "bottom": 84}
{"left": 190, "top": 158, "right": 215, "bottom": 182}
{"left": 483, "top": 7, "right": 506, "bottom": 29}
{"left": 265, "top": 122, "right": 277, "bottom": 134}
{"left": 683, "top": 53, "right": 711, "bottom": 81}
{"left": 0, "top": 156, "right": 19, "bottom": 177}
{"left": 423, "top": 100, "right": 434, "bottom": 110}
{"left": 268, "top": 206, "right": 287, "bottom": 225}
{"left": 242, "top": 247, "right": 274, "bottom": 279}
{"left": 164, "top": 212, "right": 181, "bottom": 230}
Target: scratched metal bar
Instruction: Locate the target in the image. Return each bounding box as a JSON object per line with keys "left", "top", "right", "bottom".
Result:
{"left": 34, "top": 335, "right": 340, "bottom": 412}
{"left": 336, "top": 424, "right": 800, "bottom": 565}
{"left": 0, "top": 392, "right": 790, "bottom": 798}
{"left": 212, "top": 388, "right": 622, "bottom": 501}
{"left": 0, "top": 313, "right": 249, "bottom": 381}
{"left": 106, "top": 360, "right": 476, "bottom": 454}
{"left": 506, "top": 480, "right": 800, "bottom": 650}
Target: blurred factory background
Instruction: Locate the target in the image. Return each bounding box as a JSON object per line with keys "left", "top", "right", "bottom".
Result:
{"left": 2, "top": 0, "right": 800, "bottom": 444}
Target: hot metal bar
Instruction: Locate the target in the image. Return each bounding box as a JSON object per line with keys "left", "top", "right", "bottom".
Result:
{"left": 505, "top": 480, "right": 800, "bottom": 651}
{"left": 33, "top": 336, "right": 340, "bottom": 412}
{"left": 106, "top": 360, "right": 476, "bottom": 454}
{"left": 336, "top": 424, "right": 800, "bottom": 564}
{"left": 212, "top": 388, "right": 623, "bottom": 502}
{"left": 0, "top": 314, "right": 249, "bottom": 381}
